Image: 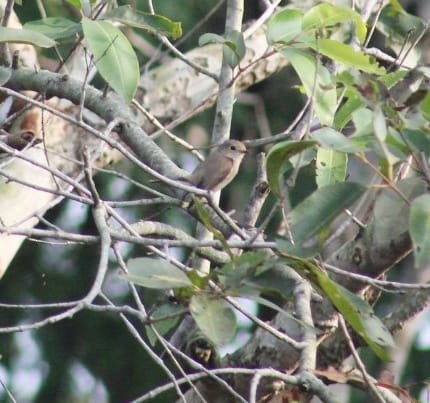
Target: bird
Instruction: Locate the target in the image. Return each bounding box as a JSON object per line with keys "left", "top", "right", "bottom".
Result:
{"left": 185, "top": 139, "right": 247, "bottom": 192}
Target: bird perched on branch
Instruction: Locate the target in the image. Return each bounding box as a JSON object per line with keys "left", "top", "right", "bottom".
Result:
{"left": 185, "top": 139, "right": 247, "bottom": 192}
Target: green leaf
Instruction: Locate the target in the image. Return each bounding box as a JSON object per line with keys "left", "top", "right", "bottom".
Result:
{"left": 378, "top": 3, "right": 427, "bottom": 46}
{"left": 221, "top": 251, "right": 269, "bottom": 276}
{"left": 24, "top": 17, "right": 81, "bottom": 40}
{"left": 218, "top": 252, "right": 270, "bottom": 291}
{"left": 409, "top": 194, "right": 430, "bottom": 269}
{"left": 303, "top": 3, "right": 367, "bottom": 43}
{"left": 372, "top": 178, "right": 427, "bottom": 243}
{"left": 308, "top": 38, "right": 385, "bottom": 75}
{"left": 189, "top": 294, "right": 236, "bottom": 345}
{"left": 372, "top": 106, "right": 397, "bottom": 175}
{"left": 145, "top": 303, "right": 183, "bottom": 346}
{"left": 403, "top": 89, "right": 428, "bottom": 109}
{"left": 104, "top": 6, "right": 182, "bottom": 39}
{"left": 199, "top": 33, "right": 225, "bottom": 46}
{"left": 286, "top": 182, "right": 366, "bottom": 243}
{"left": 0, "top": 27, "right": 56, "bottom": 47}
{"left": 373, "top": 105, "right": 387, "bottom": 141}
{"left": 0, "top": 68, "right": 11, "bottom": 86}
{"left": 199, "top": 31, "right": 245, "bottom": 68}
{"left": 223, "top": 30, "right": 246, "bottom": 68}
{"left": 220, "top": 253, "right": 298, "bottom": 296}
{"left": 276, "top": 239, "right": 322, "bottom": 259}
{"left": 298, "top": 261, "right": 395, "bottom": 360}
{"left": 122, "top": 257, "right": 192, "bottom": 289}
{"left": 266, "top": 140, "right": 317, "bottom": 196}
{"left": 66, "top": 0, "right": 83, "bottom": 8}
{"left": 385, "top": 128, "right": 409, "bottom": 158}
{"left": 281, "top": 48, "right": 337, "bottom": 125}
{"left": 388, "top": 0, "right": 405, "bottom": 12}
{"left": 266, "top": 8, "right": 304, "bottom": 45}
{"left": 253, "top": 295, "right": 314, "bottom": 331}
{"left": 351, "top": 107, "right": 374, "bottom": 139}
{"left": 288, "top": 163, "right": 318, "bottom": 211}
{"left": 403, "top": 129, "right": 430, "bottom": 158}
{"left": 246, "top": 266, "right": 299, "bottom": 296}
{"left": 312, "top": 127, "right": 368, "bottom": 152}
{"left": 316, "top": 148, "right": 347, "bottom": 187}
{"left": 378, "top": 69, "right": 408, "bottom": 89}
{"left": 420, "top": 92, "right": 430, "bottom": 121}
{"left": 334, "top": 96, "right": 364, "bottom": 129}
{"left": 387, "top": 70, "right": 427, "bottom": 109}
{"left": 81, "top": 17, "right": 139, "bottom": 103}
{"left": 192, "top": 197, "right": 230, "bottom": 250}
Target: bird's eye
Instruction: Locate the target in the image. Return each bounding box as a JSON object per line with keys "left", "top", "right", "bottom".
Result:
{"left": 230, "top": 145, "right": 236, "bottom": 151}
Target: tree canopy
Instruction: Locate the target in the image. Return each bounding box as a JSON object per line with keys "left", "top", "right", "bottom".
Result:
{"left": 0, "top": 0, "right": 429, "bottom": 402}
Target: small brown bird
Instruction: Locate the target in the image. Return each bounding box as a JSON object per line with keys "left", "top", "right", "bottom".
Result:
{"left": 186, "top": 139, "right": 247, "bottom": 192}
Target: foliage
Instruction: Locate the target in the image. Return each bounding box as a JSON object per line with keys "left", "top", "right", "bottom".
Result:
{"left": 0, "top": 0, "right": 429, "bottom": 402}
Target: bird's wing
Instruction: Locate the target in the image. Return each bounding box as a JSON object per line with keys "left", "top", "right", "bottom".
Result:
{"left": 200, "top": 155, "right": 234, "bottom": 191}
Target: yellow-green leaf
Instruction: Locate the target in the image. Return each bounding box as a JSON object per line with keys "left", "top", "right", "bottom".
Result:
{"left": 0, "top": 26, "right": 55, "bottom": 47}
{"left": 303, "top": 3, "right": 367, "bottom": 43}
{"left": 308, "top": 38, "right": 385, "bottom": 75}
{"left": 24, "top": 17, "right": 81, "bottom": 40}
{"left": 286, "top": 182, "right": 366, "bottom": 242}
{"left": 409, "top": 194, "right": 430, "bottom": 269}
{"left": 122, "top": 257, "right": 192, "bottom": 289}
{"left": 420, "top": 92, "right": 430, "bottom": 121}
{"left": 281, "top": 48, "right": 337, "bottom": 125}
{"left": 190, "top": 294, "right": 236, "bottom": 345}
{"left": 81, "top": 17, "right": 139, "bottom": 103}
{"left": 104, "top": 6, "right": 182, "bottom": 39}
{"left": 316, "top": 148, "right": 348, "bottom": 187}
{"left": 291, "top": 260, "right": 395, "bottom": 360}
{"left": 312, "top": 127, "right": 368, "bottom": 153}
{"left": 266, "top": 140, "right": 317, "bottom": 197}
{"left": 267, "top": 8, "right": 304, "bottom": 45}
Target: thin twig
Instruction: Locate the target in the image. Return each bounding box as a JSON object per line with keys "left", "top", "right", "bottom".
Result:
{"left": 224, "top": 295, "right": 305, "bottom": 349}
{"left": 207, "top": 195, "right": 248, "bottom": 239}
{"left": 0, "top": 141, "right": 91, "bottom": 197}
{"left": 132, "top": 100, "right": 204, "bottom": 160}
{"left": 100, "top": 293, "right": 188, "bottom": 403}
{"left": 0, "top": 375, "right": 17, "bottom": 403}
{"left": 0, "top": 86, "right": 206, "bottom": 196}
{"left": 0, "top": 224, "right": 279, "bottom": 251}
{"left": 163, "top": 338, "right": 248, "bottom": 403}
{"left": 149, "top": 325, "right": 209, "bottom": 403}
{"left": 338, "top": 314, "right": 386, "bottom": 403}
{"left": 244, "top": 0, "right": 282, "bottom": 39}
{"left": 323, "top": 262, "right": 430, "bottom": 291}
{"left": 294, "top": 280, "right": 316, "bottom": 372}
{"left": 363, "top": 0, "right": 386, "bottom": 47}
{"left": 243, "top": 152, "right": 269, "bottom": 227}
{"left": 0, "top": 166, "right": 91, "bottom": 205}
{"left": 396, "top": 23, "right": 429, "bottom": 69}
{"left": 246, "top": 98, "right": 315, "bottom": 148}
{"left": 147, "top": 0, "right": 218, "bottom": 82}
